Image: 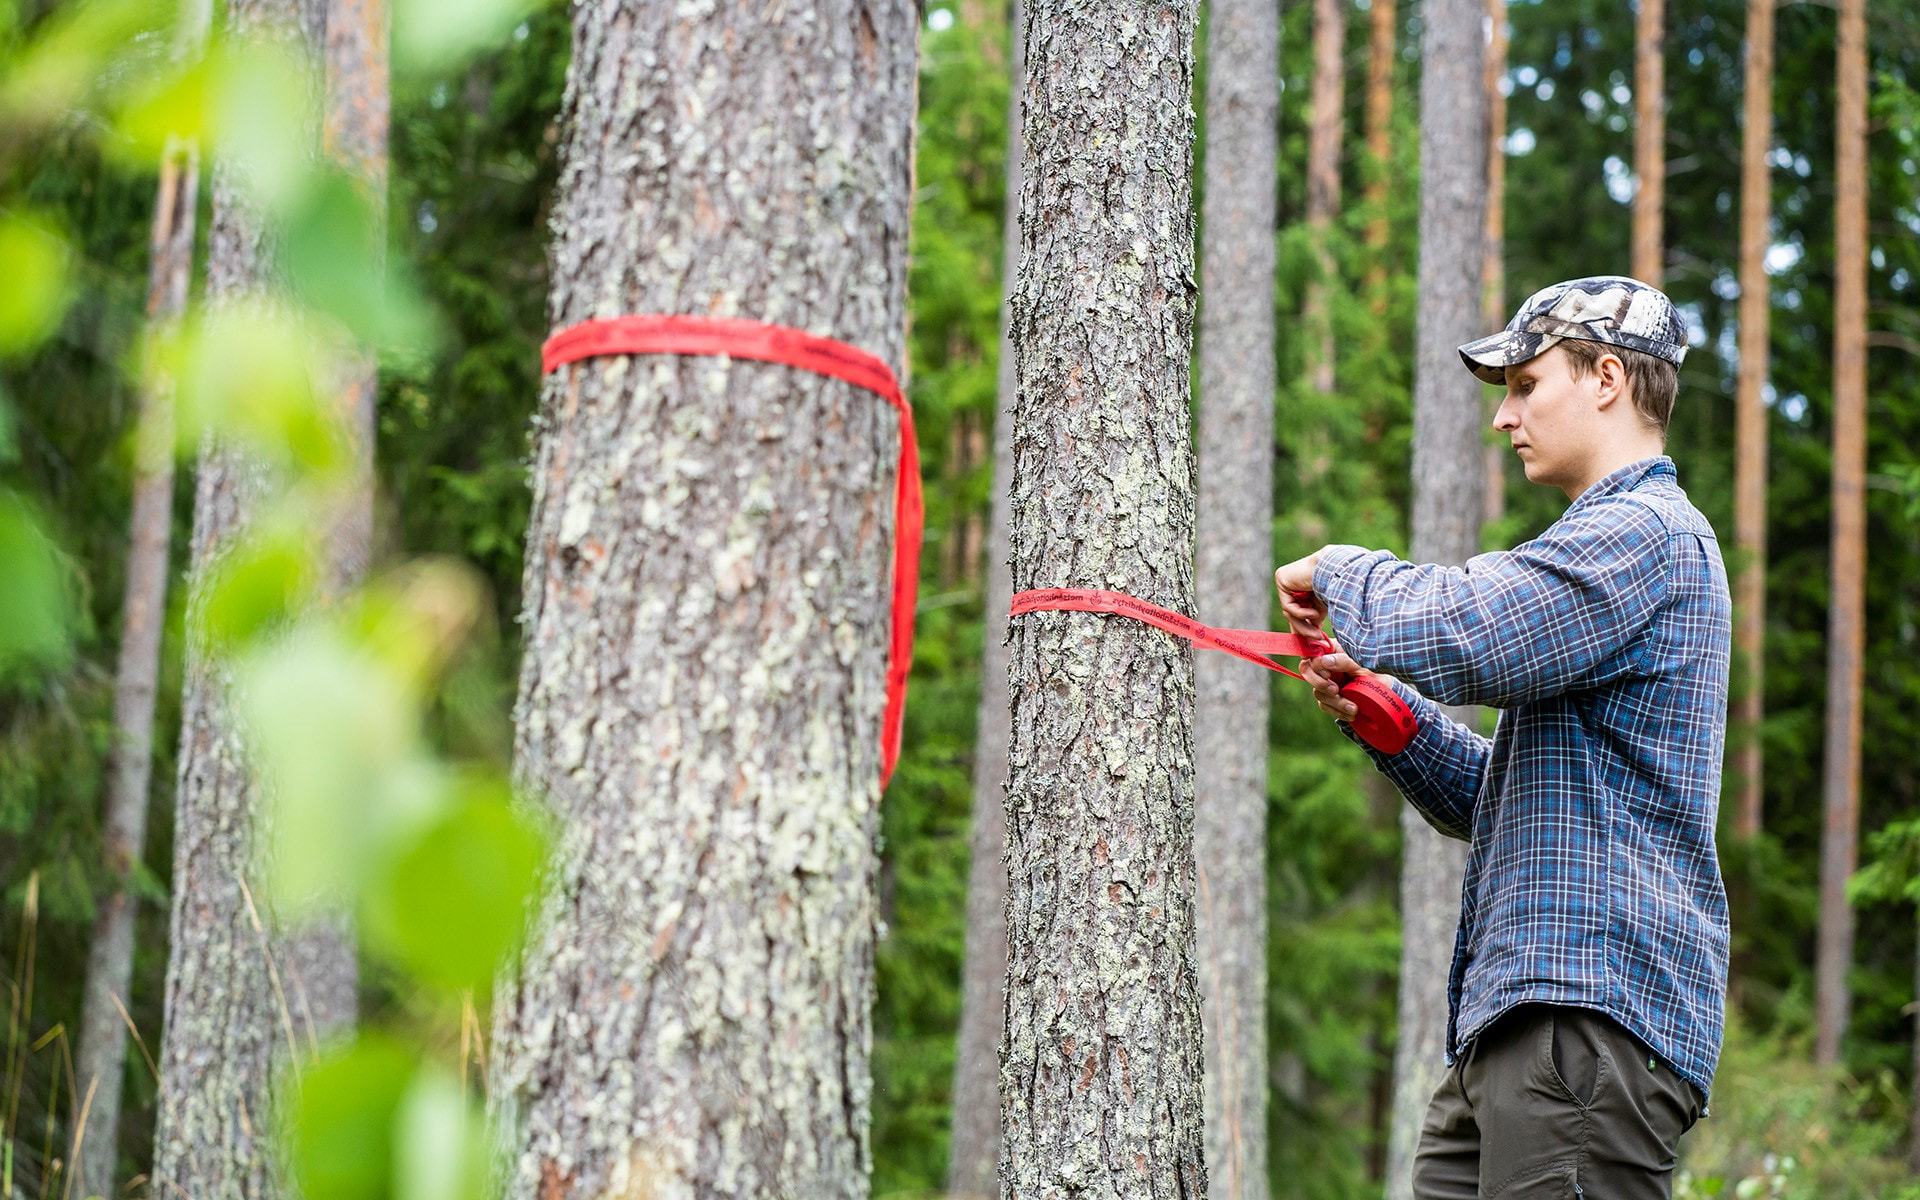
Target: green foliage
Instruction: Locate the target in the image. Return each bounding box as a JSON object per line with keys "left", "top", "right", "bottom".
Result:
{"left": 1675, "top": 1016, "right": 1914, "bottom": 1199}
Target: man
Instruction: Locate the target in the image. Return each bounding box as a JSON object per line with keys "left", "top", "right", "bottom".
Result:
{"left": 1275, "top": 277, "right": 1731, "bottom": 1200}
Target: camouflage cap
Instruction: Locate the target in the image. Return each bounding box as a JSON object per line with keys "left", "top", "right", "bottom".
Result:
{"left": 1458, "top": 275, "right": 1690, "bottom": 385}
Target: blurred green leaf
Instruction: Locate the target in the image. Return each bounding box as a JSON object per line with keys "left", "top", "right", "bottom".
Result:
{"left": 289, "top": 1035, "right": 416, "bottom": 1200}
{"left": 0, "top": 214, "right": 74, "bottom": 356}
{"left": 165, "top": 306, "right": 347, "bottom": 475}
{"left": 213, "top": 36, "right": 316, "bottom": 215}
{"left": 0, "top": 492, "right": 70, "bottom": 674}
{"left": 110, "top": 49, "right": 211, "bottom": 161}
{"left": 285, "top": 168, "right": 384, "bottom": 333}
{"left": 362, "top": 776, "right": 545, "bottom": 992}
{"left": 240, "top": 623, "right": 437, "bottom": 910}
{"left": 199, "top": 522, "right": 317, "bottom": 649}
{"left": 0, "top": 0, "right": 164, "bottom": 131}
{"left": 392, "top": 0, "right": 539, "bottom": 70}
{"left": 393, "top": 1065, "right": 489, "bottom": 1200}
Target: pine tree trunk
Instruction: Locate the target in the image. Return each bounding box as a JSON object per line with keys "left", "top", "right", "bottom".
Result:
{"left": 1001, "top": 2, "right": 1204, "bottom": 1196}
{"left": 1815, "top": 0, "right": 1867, "bottom": 1068}
{"left": 1195, "top": 0, "right": 1277, "bottom": 1194}
{"left": 74, "top": 9, "right": 212, "bottom": 1195}
{"left": 1303, "top": 0, "right": 1345, "bottom": 395}
{"left": 484, "top": 5, "right": 917, "bottom": 1196}
{"left": 1362, "top": 0, "right": 1396, "bottom": 302}
{"left": 151, "top": 1, "right": 322, "bottom": 1193}
{"left": 948, "top": 6, "right": 1022, "bottom": 1196}
{"left": 1731, "top": 0, "right": 1774, "bottom": 841}
{"left": 1480, "top": 0, "right": 1507, "bottom": 530}
{"left": 1384, "top": 0, "right": 1485, "bottom": 1194}
{"left": 1631, "top": 0, "right": 1665, "bottom": 286}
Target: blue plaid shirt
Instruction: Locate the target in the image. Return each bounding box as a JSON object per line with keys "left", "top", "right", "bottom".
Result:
{"left": 1313, "top": 456, "right": 1732, "bottom": 1100}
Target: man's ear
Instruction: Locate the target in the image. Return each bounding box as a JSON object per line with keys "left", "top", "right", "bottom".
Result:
{"left": 1593, "top": 352, "right": 1629, "bottom": 411}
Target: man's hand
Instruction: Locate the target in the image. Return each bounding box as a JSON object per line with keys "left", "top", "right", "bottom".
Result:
{"left": 1275, "top": 549, "right": 1326, "bottom": 639}
{"left": 1300, "top": 650, "right": 1394, "bottom": 724}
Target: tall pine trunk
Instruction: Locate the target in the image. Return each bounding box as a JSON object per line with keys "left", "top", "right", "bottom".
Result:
{"left": 1383, "top": 0, "right": 1485, "bottom": 1194}
{"left": 484, "top": 4, "right": 917, "bottom": 1195}
{"left": 1362, "top": 0, "right": 1396, "bottom": 303}
{"left": 1195, "top": 0, "right": 1277, "bottom": 1194}
{"left": 151, "top": 0, "right": 325, "bottom": 1193}
{"left": 1815, "top": 0, "right": 1867, "bottom": 1068}
{"left": 1631, "top": 0, "right": 1665, "bottom": 285}
{"left": 1730, "top": 0, "right": 1774, "bottom": 840}
{"left": 949, "top": 4, "right": 1023, "bottom": 1195}
{"left": 1001, "top": 2, "right": 1205, "bottom": 1196}
{"left": 1481, "top": 0, "right": 1506, "bottom": 530}
{"left": 74, "top": 4, "right": 212, "bottom": 1194}
{"left": 1303, "top": 0, "right": 1345, "bottom": 395}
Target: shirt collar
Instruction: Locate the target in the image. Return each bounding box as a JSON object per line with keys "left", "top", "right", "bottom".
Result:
{"left": 1572, "top": 455, "right": 1674, "bottom": 510}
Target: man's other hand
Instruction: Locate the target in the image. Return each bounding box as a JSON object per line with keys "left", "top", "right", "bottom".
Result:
{"left": 1275, "top": 550, "right": 1326, "bottom": 638}
{"left": 1300, "top": 650, "right": 1394, "bottom": 724}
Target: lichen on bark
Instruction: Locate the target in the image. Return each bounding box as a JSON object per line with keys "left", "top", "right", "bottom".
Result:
{"left": 486, "top": 4, "right": 918, "bottom": 1198}
{"left": 1001, "top": 2, "right": 1206, "bottom": 1197}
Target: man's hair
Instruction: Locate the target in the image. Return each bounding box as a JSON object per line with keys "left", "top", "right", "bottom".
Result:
{"left": 1558, "top": 339, "right": 1678, "bottom": 435}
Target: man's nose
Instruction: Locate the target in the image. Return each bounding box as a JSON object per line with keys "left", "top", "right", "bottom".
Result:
{"left": 1492, "top": 395, "right": 1519, "bottom": 431}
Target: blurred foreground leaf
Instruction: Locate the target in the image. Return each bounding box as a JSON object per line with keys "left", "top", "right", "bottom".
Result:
{"left": 199, "top": 521, "right": 317, "bottom": 648}
{"left": 392, "top": 0, "right": 540, "bottom": 70}
{"left": 362, "top": 776, "right": 545, "bottom": 993}
{"left": 0, "top": 214, "right": 74, "bottom": 356}
{"left": 161, "top": 305, "right": 346, "bottom": 473}
{"left": 0, "top": 492, "right": 70, "bottom": 674}
{"left": 393, "top": 1064, "right": 490, "bottom": 1200}
{"left": 290, "top": 1035, "right": 415, "bottom": 1200}
{"left": 241, "top": 623, "right": 434, "bottom": 908}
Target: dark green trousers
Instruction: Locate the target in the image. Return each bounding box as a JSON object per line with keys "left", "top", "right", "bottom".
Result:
{"left": 1411, "top": 1004, "right": 1706, "bottom": 1199}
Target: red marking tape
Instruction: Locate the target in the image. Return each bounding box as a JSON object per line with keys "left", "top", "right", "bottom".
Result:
{"left": 1011, "top": 587, "right": 1418, "bottom": 755}
{"left": 542, "top": 315, "right": 921, "bottom": 786}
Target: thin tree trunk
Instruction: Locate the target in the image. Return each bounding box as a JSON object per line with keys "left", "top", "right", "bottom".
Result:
{"left": 1362, "top": 0, "right": 1396, "bottom": 304}
{"left": 74, "top": 7, "right": 212, "bottom": 1195}
{"left": 1815, "top": 0, "right": 1867, "bottom": 1068}
{"left": 484, "top": 5, "right": 917, "bottom": 1196}
{"left": 1001, "top": 1, "right": 1204, "bottom": 1196}
{"left": 949, "top": 5, "right": 1022, "bottom": 1195}
{"left": 150, "top": 0, "right": 321, "bottom": 1192}
{"left": 1631, "top": 0, "right": 1665, "bottom": 286}
{"left": 1195, "top": 0, "right": 1278, "bottom": 1193}
{"left": 1731, "top": 0, "right": 1775, "bottom": 841}
{"left": 1384, "top": 0, "right": 1486, "bottom": 1193}
{"left": 1304, "top": 0, "right": 1345, "bottom": 395}
{"left": 1481, "top": 0, "right": 1506, "bottom": 530}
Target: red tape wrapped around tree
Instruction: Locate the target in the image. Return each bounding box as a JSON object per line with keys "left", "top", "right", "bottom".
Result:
{"left": 542, "top": 315, "right": 923, "bottom": 786}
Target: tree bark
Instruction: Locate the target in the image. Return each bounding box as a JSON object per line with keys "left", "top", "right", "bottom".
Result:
{"left": 484, "top": 5, "right": 917, "bottom": 1196}
{"left": 1195, "top": 0, "right": 1277, "bottom": 1194}
{"left": 949, "top": 5, "right": 1022, "bottom": 1196}
{"left": 1000, "top": 2, "right": 1204, "bottom": 1197}
{"left": 1362, "top": 0, "right": 1396, "bottom": 303}
{"left": 1730, "top": 0, "right": 1774, "bottom": 841}
{"left": 74, "top": 7, "right": 212, "bottom": 1196}
{"left": 150, "top": 1, "right": 322, "bottom": 1193}
{"left": 1815, "top": 0, "right": 1867, "bottom": 1068}
{"left": 1303, "top": 0, "right": 1345, "bottom": 395}
{"left": 1384, "top": 0, "right": 1485, "bottom": 1193}
{"left": 1481, "top": 0, "right": 1507, "bottom": 530}
{"left": 1631, "top": 0, "right": 1665, "bottom": 286}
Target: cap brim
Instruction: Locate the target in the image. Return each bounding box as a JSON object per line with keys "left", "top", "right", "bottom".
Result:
{"left": 1457, "top": 329, "right": 1560, "bottom": 385}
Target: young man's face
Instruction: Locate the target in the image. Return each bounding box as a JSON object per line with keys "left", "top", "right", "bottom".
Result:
{"left": 1491, "top": 344, "right": 1613, "bottom": 493}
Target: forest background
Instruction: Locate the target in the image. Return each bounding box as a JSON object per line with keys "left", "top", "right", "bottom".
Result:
{"left": 3, "top": 0, "right": 1920, "bottom": 1196}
